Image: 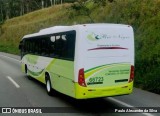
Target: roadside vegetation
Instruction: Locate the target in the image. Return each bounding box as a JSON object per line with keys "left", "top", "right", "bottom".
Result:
{"left": 0, "top": 0, "right": 159, "bottom": 94}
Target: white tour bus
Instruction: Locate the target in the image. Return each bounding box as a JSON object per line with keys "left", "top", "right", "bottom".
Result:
{"left": 19, "top": 24, "right": 134, "bottom": 99}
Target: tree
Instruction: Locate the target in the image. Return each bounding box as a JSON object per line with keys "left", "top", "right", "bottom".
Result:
{"left": 0, "top": 0, "right": 77, "bottom": 22}
{"left": 0, "top": 0, "right": 4, "bottom": 22}
{"left": 50, "top": 0, "right": 53, "bottom": 5}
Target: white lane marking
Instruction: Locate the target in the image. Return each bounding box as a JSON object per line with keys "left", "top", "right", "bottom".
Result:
{"left": 0, "top": 54, "right": 20, "bottom": 62}
{"left": 7, "top": 76, "right": 20, "bottom": 88}
{"left": 108, "top": 97, "right": 154, "bottom": 116}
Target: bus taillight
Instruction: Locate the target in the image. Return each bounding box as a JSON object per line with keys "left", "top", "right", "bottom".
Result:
{"left": 129, "top": 65, "right": 134, "bottom": 83}
{"left": 78, "top": 68, "right": 86, "bottom": 87}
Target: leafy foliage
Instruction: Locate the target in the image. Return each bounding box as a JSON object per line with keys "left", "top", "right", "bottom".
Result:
{"left": 0, "top": 0, "right": 77, "bottom": 22}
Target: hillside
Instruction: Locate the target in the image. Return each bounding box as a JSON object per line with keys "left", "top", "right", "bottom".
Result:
{"left": 0, "top": 0, "right": 160, "bottom": 93}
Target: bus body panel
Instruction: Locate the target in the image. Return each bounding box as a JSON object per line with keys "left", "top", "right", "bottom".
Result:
{"left": 21, "top": 54, "right": 52, "bottom": 83}
{"left": 46, "top": 59, "right": 75, "bottom": 97}
{"left": 21, "top": 55, "right": 75, "bottom": 98}
{"left": 75, "top": 82, "right": 133, "bottom": 99}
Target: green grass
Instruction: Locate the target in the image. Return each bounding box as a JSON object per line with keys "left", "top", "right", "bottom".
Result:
{"left": 0, "top": 0, "right": 160, "bottom": 94}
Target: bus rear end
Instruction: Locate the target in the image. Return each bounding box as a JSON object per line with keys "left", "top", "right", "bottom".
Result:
{"left": 74, "top": 24, "right": 134, "bottom": 99}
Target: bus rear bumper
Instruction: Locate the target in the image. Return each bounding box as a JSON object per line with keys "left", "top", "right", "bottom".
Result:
{"left": 75, "top": 82, "right": 133, "bottom": 99}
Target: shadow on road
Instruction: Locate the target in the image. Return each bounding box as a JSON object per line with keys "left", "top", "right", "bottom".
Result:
{"left": 28, "top": 76, "right": 118, "bottom": 113}
{"left": 53, "top": 92, "right": 118, "bottom": 113}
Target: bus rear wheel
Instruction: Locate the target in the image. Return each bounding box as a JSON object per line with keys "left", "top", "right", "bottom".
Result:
{"left": 45, "top": 74, "right": 53, "bottom": 96}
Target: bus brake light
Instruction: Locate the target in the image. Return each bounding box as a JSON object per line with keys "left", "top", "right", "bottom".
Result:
{"left": 78, "top": 68, "right": 86, "bottom": 87}
{"left": 129, "top": 65, "right": 134, "bottom": 83}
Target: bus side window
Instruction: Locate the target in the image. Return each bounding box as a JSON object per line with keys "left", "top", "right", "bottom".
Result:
{"left": 41, "top": 39, "right": 46, "bottom": 56}
{"left": 66, "top": 33, "right": 75, "bottom": 60}
{"left": 54, "top": 35, "right": 61, "bottom": 57}
{"left": 34, "top": 39, "right": 38, "bottom": 55}
{"left": 25, "top": 40, "right": 29, "bottom": 54}
{"left": 61, "top": 35, "right": 67, "bottom": 58}
{"left": 46, "top": 37, "right": 51, "bottom": 57}
{"left": 48, "top": 30, "right": 76, "bottom": 60}
{"left": 39, "top": 39, "right": 43, "bottom": 55}
{"left": 50, "top": 35, "right": 55, "bottom": 57}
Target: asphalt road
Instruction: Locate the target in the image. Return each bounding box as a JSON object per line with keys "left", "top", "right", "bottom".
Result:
{"left": 0, "top": 52, "right": 159, "bottom": 116}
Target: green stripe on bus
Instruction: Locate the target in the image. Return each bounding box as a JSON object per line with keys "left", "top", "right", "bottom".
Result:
{"left": 85, "top": 62, "right": 129, "bottom": 73}
{"left": 28, "top": 69, "right": 44, "bottom": 77}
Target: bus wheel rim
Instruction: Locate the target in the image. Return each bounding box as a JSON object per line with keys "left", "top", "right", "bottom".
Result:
{"left": 47, "top": 80, "right": 51, "bottom": 92}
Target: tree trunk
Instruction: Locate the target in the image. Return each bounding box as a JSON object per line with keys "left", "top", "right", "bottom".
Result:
{"left": 26, "top": 3, "right": 29, "bottom": 13}
{"left": 20, "top": 0, "right": 25, "bottom": 15}
{"left": 0, "top": 3, "right": 3, "bottom": 22}
{"left": 6, "top": 3, "right": 9, "bottom": 20}
{"left": 61, "top": 0, "right": 62, "bottom": 5}
{"left": 50, "top": 0, "right": 53, "bottom": 6}
{"left": 42, "top": 0, "right": 44, "bottom": 9}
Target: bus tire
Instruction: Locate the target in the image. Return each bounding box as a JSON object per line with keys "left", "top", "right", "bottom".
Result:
{"left": 25, "top": 65, "right": 32, "bottom": 80}
{"left": 45, "top": 74, "right": 53, "bottom": 96}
